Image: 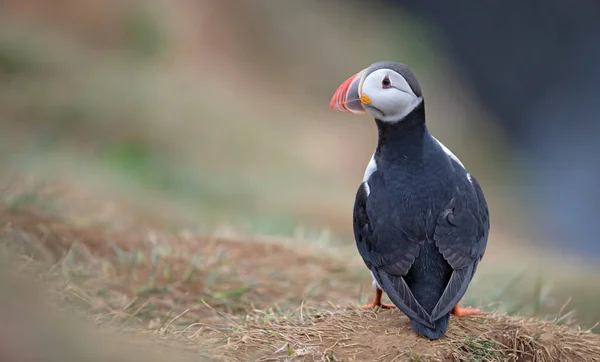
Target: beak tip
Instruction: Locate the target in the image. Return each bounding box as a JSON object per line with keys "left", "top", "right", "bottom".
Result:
{"left": 329, "top": 71, "right": 365, "bottom": 114}
{"left": 329, "top": 99, "right": 336, "bottom": 110}
{"left": 329, "top": 99, "right": 341, "bottom": 111}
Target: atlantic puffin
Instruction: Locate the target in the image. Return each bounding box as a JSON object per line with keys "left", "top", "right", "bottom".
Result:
{"left": 329, "top": 62, "right": 490, "bottom": 339}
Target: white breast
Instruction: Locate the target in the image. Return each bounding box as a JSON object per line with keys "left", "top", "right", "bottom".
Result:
{"left": 362, "top": 152, "right": 377, "bottom": 195}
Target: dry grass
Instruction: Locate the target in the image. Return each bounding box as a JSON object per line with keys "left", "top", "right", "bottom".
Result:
{"left": 222, "top": 309, "right": 600, "bottom": 361}
{"left": 2, "top": 2, "right": 598, "bottom": 361}
{"left": 1, "top": 203, "right": 599, "bottom": 362}
{"left": 0, "top": 208, "right": 366, "bottom": 323}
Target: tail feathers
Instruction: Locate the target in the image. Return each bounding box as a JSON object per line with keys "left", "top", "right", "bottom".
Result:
{"left": 410, "top": 313, "right": 450, "bottom": 340}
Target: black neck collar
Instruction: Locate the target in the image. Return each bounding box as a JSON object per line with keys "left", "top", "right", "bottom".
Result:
{"left": 374, "top": 101, "right": 428, "bottom": 162}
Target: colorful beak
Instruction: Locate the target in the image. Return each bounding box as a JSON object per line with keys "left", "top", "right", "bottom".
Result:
{"left": 329, "top": 70, "right": 366, "bottom": 114}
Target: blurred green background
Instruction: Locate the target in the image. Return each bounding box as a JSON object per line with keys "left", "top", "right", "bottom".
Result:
{"left": 0, "top": 0, "right": 516, "bottom": 235}
{"left": 0, "top": 0, "right": 598, "bottom": 337}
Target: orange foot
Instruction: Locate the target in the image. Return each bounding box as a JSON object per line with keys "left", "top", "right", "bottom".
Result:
{"left": 451, "top": 305, "right": 481, "bottom": 317}
{"left": 359, "top": 288, "right": 396, "bottom": 309}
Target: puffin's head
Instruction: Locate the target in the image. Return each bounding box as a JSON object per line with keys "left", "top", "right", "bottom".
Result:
{"left": 329, "top": 61, "right": 422, "bottom": 122}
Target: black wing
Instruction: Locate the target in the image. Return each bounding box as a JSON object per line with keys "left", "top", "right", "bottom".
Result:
{"left": 353, "top": 173, "right": 489, "bottom": 326}
{"left": 429, "top": 174, "right": 490, "bottom": 321}
{"left": 353, "top": 183, "right": 434, "bottom": 328}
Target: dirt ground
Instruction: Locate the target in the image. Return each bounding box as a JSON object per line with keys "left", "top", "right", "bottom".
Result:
{"left": 231, "top": 310, "right": 600, "bottom": 361}
{"left": 1, "top": 207, "right": 600, "bottom": 361}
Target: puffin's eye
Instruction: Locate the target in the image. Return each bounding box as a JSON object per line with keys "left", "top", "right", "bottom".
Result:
{"left": 382, "top": 76, "right": 392, "bottom": 88}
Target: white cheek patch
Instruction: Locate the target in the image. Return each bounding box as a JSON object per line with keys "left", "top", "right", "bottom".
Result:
{"left": 378, "top": 96, "right": 422, "bottom": 122}
{"left": 361, "top": 69, "right": 421, "bottom": 122}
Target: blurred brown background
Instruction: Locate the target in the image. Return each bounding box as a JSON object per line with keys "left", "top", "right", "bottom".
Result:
{"left": 0, "top": 0, "right": 598, "bottom": 341}
{"left": 0, "top": 0, "right": 515, "bottom": 234}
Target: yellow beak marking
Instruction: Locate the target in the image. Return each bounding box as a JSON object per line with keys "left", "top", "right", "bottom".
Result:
{"left": 360, "top": 94, "right": 371, "bottom": 105}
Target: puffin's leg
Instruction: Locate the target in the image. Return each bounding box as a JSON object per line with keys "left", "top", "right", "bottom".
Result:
{"left": 451, "top": 304, "right": 480, "bottom": 317}
{"left": 359, "top": 288, "right": 396, "bottom": 309}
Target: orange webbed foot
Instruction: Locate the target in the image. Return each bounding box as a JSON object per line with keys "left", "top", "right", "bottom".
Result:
{"left": 451, "top": 305, "right": 481, "bottom": 317}
{"left": 359, "top": 289, "right": 396, "bottom": 310}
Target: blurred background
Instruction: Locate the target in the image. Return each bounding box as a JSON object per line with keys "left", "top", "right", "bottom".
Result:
{"left": 0, "top": 0, "right": 520, "bottom": 239}
{"left": 1, "top": 0, "right": 599, "bottom": 355}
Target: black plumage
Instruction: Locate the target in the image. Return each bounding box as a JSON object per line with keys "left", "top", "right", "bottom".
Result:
{"left": 353, "top": 98, "right": 490, "bottom": 339}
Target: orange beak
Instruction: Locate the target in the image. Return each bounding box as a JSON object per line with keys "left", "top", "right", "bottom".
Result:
{"left": 329, "top": 70, "right": 367, "bottom": 114}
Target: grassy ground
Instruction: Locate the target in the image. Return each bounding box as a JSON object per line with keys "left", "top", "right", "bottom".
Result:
{"left": 1, "top": 2, "right": 600, "bottom": 360}
{"left": 1, "top": 182, "right": 600, "bottom": 362}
